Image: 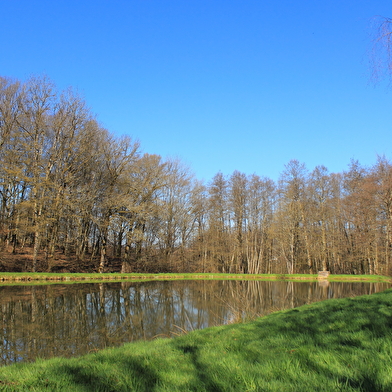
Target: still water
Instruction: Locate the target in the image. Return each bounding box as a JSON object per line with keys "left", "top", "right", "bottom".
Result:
{"left": 0, "top": 280, "right": 390, "bottom": 366}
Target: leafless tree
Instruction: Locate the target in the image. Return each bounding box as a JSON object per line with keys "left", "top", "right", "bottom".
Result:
{"left": 371, "top": 16, "right": 392, "bottom": 83}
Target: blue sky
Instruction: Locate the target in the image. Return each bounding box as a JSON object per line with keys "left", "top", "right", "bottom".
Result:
{"left": 1, "top": 0, "right": 392, "bottom": 182}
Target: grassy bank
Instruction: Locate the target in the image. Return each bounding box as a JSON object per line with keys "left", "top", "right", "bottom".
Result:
{"left": 0, "top": 272, "right": 390, "bottom": 284}
{"left": 0, "top": 289, "right": 392, "bottom": 391}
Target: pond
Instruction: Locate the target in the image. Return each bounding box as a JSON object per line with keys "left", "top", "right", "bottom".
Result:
{"left": 0, "top": 279, "right": 390, "bottom": 366}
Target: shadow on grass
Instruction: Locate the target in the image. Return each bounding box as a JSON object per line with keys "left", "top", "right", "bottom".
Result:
{"left": 250, "top": 289, "right": 392, "bottom": 340}
{"left": 175, "top": 344, "right": 225, "bottom": 392}
{"left": 55, "top": 355, "right": 159, "bottom": 392}
{"left": 337, "top": 375, "right": 379, "bottom": 392}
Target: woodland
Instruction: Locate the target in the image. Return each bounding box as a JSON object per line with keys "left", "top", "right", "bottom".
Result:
{"left": 0, "top": 75, "right": 391, "bottom": 276}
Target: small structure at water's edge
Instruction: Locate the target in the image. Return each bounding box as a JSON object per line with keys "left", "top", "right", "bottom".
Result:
{"left": 318, "top": 271, "right": 330, "bottom": 279}
{"left": 318, "top": 271, "right": 330, "bottom": 287}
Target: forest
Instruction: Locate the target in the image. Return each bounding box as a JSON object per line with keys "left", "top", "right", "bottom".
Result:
{"left": 0, "top": 75, "right": 391, "bottom": 276}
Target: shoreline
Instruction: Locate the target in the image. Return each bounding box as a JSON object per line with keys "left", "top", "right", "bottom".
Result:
{"left": 0, "top": 272, "right": 390, "bottom": 284}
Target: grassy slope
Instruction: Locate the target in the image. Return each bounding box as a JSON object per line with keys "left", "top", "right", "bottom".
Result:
{"left": 1, "top": 290, "right": 392, "bottom": 391}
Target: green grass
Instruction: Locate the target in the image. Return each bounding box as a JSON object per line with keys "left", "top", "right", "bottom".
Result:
{"left": 1, "top": 289, "right": 392, "bottom": 391}
{"left": 0, "top": 272, "right": 390, "bottom": 285}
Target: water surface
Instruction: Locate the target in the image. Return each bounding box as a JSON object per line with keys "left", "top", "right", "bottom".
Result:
{"left": 0, "top": 280, "right": 389, "bottom": 366}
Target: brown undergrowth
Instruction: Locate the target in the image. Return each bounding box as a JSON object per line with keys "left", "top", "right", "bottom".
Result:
{"left": 0, "top": 245, "right": 122, "bottom": 273}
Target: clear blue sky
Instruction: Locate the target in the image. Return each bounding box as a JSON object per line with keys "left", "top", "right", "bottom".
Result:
{"left": 2, "top": 0, "right": 392, "bottom": 182}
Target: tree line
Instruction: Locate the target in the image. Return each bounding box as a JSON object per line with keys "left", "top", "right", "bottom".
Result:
{"left": 0, "top": 75, "right": 391, "bottom": 275}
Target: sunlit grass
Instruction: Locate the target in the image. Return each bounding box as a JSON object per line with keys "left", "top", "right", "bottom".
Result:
{"left": 1, "top": 289, "right": 392, "bottom": 391}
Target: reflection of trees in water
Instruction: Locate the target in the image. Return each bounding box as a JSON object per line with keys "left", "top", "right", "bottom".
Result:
{"left": 217, "top": 280, "right": 388, "bottom": 323}
{"left": 0, "top": 281, "right": 389, "bottom": 366}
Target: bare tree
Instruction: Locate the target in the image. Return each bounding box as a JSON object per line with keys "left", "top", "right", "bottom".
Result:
{"left": 207, "top": 172, "right": 230, "bottom": 272}
{"left": 308, "top": 165, "right": 334, "bottom": 272}
{"left": 371, "top": 16, "right": 392, "bottom": 83}
{"left": 120, "top": 153, "right": 167, "bottom": 273}
{"left": 229, "top": 171, "right": 247, "bottom": 273}
{"left": 95, "top": 135, "right": 140, "bottom": 272}
{"left": 156, "top": 159, "right": 194, "bottom": 271}
{"left": 0, "top": 77, "right": 25, "bottom": 251}
{"left": 18, "top": 76, "right": 56, "bottom": 271}
{"left": 276, "top": 160, "right": 309, "bottom": 274}
{"left": 246, "top": 174, "right": 276, "bottom": 274}
{"left": 188, "top": 180, "right": 208, "bottom": 271}
{"left": 372, "top": 156, "right": 392, "bottom": 275}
